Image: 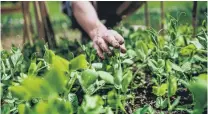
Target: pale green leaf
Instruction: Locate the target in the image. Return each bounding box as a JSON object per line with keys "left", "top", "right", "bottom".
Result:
{"left": 97, "top": 71, "right": 114, "bottom": 84}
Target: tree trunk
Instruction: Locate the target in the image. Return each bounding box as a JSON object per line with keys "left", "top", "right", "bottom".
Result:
{"left": 144, "top": 1, "right": 149, "bottom": 28}
{"left": 192, "top": 1, "right": 197, "bottom": 38}
{"left": 160, "top": 1, "right": 164, "bottom": 35}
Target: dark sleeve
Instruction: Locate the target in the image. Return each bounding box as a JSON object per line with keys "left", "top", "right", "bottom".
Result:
{"left": 61, "top": 1, "right": 72, "bottom": 17}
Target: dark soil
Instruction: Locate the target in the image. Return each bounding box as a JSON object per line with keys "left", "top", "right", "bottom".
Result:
{"left": 126, "top": 86, "right": 192, "bottom": 114}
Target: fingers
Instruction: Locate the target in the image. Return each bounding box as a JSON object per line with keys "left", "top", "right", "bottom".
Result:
{"left": 120, "top": 44, "right": 126, "bottom": 53}
{"left": 93, "top": 41, "right": 104, "bottom": 59}
{"left": 96, "top": 38, "right": 111, "bottom": 55}
{"left": 110, "top": 30, "right": 124, "bottom": 44}
{"left": 92, "top": 30, "right": 126, "bottom": 59}
{"left": 103, "top": 31, "right": 120, "bottom": 48}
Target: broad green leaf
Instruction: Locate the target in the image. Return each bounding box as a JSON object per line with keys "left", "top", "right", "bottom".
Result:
{"left": 152, "top": 83, "right": 167, "bottom": 96}
{"left": 148, "top": 59, "right": 157, "bottom": 71}
{"left": 193, "top": 55, "right": 207, "bottom": 62}
{"left": 114, "top": 63, "right": 123, "bottom": 89}
{"left": 28, "top": 62, "right": 37, "bottom": 76}
{"left": 68, "top": 93, "right": 79, "bottom": 113}
{"left": 18, "top": 104, "right": 32, "bottom": 114}
{"left": 127, "top": 49, "right": 137, "bottom": 58}
{"left": 78, "top": 95, "right": 104, "bottom": 114}
{"left": 136, "top": 40, "right": 148, "bottom": 55}
{"left": 157, "top": 59, "right": 165, "bottom": 68}
{"left": 133, "top": 105, "right": 155, "bottom": 114}
{"left": 181, "top": 62, "right": 191, "bottom": 72}
{"left": 190, "top": 39, "right": 204, "bottom": 49}
{"left": 43, "top": 49, "right": 55, "bottom": 64}
{"left": 136, "top": 49, "right": 146, "bottom": 61}
{"left": 18, "top": 104, "right": 26, "bottom": 114}
{"left": 165, "top": 59, "right": 172, "bottom": 73}
{"left": 107, "top": 90, "right": 126, "bottom": 112}
{"left": 44, "top": 49, "right": 70, "bottom": 72}
{"left": 35, "top": 101, "right": 51, "bottom": 114}
{"left": 92, "top": 63, "right": 103, "bottom": 69}
{"left": 97, "top": 71, "right": 114, "bottom": 84}
{"left": 122, "top": 59, "right": 134, "bottom": 65}
{"left": 188, "top": 75, "right": 207, "bottom": 109}
{"left": 35, "top": 98, "right": 73, "bottom": 114}
{"left": 155, "top": 97, "right": 168, "bottom": 109}
{"left": 10, "top": 48, "right": 23, "bottom": 67}
{"left": 69, "top": 54, "right": 88, "bottom": 71}
{"left": 121, "top": 70, "right": 133, "bottom": 92}
{"left": 22, "top": 77, "right": 52, "bottom": 98}
{"left": 180, "top": 44, "right": 196, "bottom": 56}
{"left": 158, "top": 36, "right": 166, "bottom": 48}
{"left": 105, "top": 107, "right": 114, "bottom": 114}
{"left": 197, "top": 73, "right": 207, "bottom": 81}
{"left": 9, "top": 86, "right": 30, "bottom": 100}
{"left": 1, "top": 104, "right": 10, "bottom": 114}
{"left": 168, "top": 76, "right": 177, "bottom": 96}
{"left": 83, "top": 80, "right": 105, "bottom": 95}
{"left": 45, "top": 68, "right": 66, "bottom": 93}
{"left": 107, "top": 90, "right": 119, "bottom": 107}
{"left": 52, "top": 55, "right": 69, "bottom": 72}
{"left": 171, "top": 62, "right": 183, "bottom": 72}
{"left": 50, "top": 98, "right": 73, "bottom": 114}
{"left": 80, "top": 69, "right": 98, "bottom": 87}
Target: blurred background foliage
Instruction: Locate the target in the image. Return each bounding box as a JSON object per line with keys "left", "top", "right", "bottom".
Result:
{"left": 1, "top": 1, "right": 207, "bottom": 49}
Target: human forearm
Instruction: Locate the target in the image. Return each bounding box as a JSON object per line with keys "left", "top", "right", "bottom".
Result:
{"left": 71, "top": 1, "right": 106, "bottom": 39}
{"left": 71, "top": 1, "right": 126, "bottom": 59}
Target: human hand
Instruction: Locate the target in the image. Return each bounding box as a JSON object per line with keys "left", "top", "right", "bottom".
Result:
{"left": 90, "top": 28, "right": 126, "bottom": 59}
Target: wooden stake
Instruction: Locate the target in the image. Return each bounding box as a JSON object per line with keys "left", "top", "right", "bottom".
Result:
{"left": 160, "top": 1, "right": 164, "bottom": 35}
{"left": 39, "top": 1, "right": 56, "bottom": 48}
{"left": 21, "top": 1, "right": 33, "bottom": 46}
{"left": 144, "top": 1, "right": 149, "bottom": 28}
{"left": 192, "top": 1, "right": 197, "bottom": 38}
{"left": 33, "top": 1, "right": 45, "bottom": 41}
